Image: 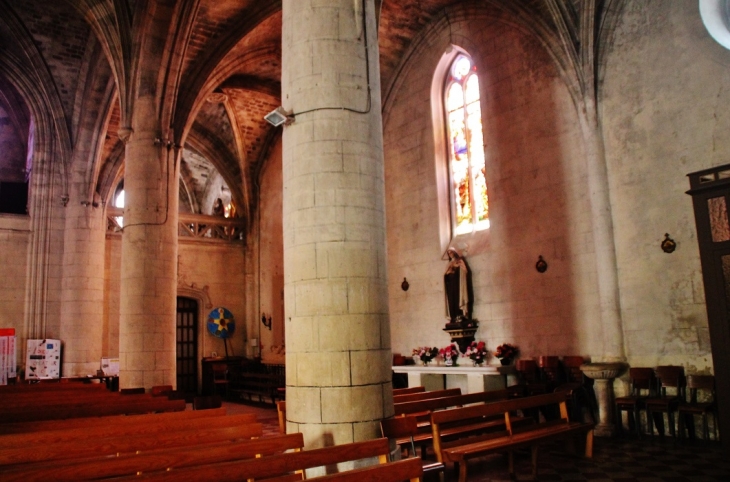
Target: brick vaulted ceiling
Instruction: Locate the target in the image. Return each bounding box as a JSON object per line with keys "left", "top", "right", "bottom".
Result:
{"left": 0, "top": 0, "right": 590, "bottom": 220}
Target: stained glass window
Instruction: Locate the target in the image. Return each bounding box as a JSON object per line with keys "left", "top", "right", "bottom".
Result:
{"left": 445, "top": 54, "right": 488, "bottom": 235}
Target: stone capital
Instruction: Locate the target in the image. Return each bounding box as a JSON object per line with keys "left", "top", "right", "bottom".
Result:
{"left": 118, "top": 127, "right": 134, "bottom": 144}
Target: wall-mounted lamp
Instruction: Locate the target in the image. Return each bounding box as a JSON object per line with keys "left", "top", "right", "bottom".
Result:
{"left": 661, "top": 233, "right": 677, "bottom": 253}
{"left": 401, "top": 278, "right": 409, "bottom": 291}
{"left": 261, "top": 313, "right": 272, "bottom": 330}
{"left": 535, "top": 255, "right": 548, "bottom": 273}
{"left": 264, "top": 106, "right": 294, "bottom": 127}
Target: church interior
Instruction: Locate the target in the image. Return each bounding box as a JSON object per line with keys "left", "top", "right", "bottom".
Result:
{"left": 3, "top": 0, "right": 730, "bottom": 467}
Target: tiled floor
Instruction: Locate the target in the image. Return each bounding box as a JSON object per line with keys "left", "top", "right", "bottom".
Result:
{"left": 222, "top": 400, "right": 730, "bottom": 481}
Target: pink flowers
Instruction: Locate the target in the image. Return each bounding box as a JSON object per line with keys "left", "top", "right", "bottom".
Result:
{"left": 439, "top": 343, "right": 461, "bottom": 364}
{"left": 412, "top": 346, "right": 439, "bottom": 364}
{"left": 465, "top": 341, "right": 488, "bottom": 364}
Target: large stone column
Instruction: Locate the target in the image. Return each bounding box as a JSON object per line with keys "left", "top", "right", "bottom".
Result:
{"left": 282, "top": 0, "right": 393, "bottom": 448}
{"left": 580, "top": 104, "right": 625, "bottom": 362}
{"left": 118, "top": 96, "right": 179, "bottom": 389}
{"left": 59, "top": 201, "right": 106, "bottom": 377}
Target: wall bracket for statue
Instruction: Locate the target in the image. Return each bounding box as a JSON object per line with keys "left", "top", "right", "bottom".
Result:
{"left": 443, "top": 317, "right": 479, "bottom": 353}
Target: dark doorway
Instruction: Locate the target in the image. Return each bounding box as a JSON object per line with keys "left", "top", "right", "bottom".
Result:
{"left": 176, "top": 297, "right": 198, "bottom": 401}
{"left": 687, "top": 165, "right": 730, "bottom": 453}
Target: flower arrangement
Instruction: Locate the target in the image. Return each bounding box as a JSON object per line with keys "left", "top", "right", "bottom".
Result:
{"left": 412, "top": 346, "right": 439, "bottom": 365}
{"left": 464, "top": 340, "right": 488, "bottom": 365}
{"left": 439, "top": 343, "right": 461, "bottom": 366}
{"left": 494, "top": 343, "right": 518, "bottom": 363}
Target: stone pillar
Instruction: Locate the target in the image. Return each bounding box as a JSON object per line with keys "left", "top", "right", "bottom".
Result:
{"left": 580, "top": 104, "right": 625, "bottom": 361}
{"left": 59, "top": 202, "right": 106, "bottom": 377}
{"left": 282, "top": 0, "right": 393, "bottom": 448}
{"left": 118, "top": 96, "right": 179, "bottom": 390}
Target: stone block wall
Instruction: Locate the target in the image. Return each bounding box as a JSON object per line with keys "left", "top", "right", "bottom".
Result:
{"left": 384, "top": 11, "right": 599, "bottom": 361}
{"left": 383, "top": 2, "right": 718, "bottom": 370}
{"left": 602, "top": 1, "right": 722, "bottom": 370}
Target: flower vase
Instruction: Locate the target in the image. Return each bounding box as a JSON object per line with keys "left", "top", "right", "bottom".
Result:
{"left": 445, "top": 358, "right": 453, "bottom": 367}
{"left": 500, "top": 358, "right": 511, "bottom": 366}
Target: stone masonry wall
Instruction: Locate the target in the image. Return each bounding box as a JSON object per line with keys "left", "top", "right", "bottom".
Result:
{"left": 384, "top": 12, "right": 599, "bottom": 362}
{"left": 602, "top": 1, "right": 724, "bottom": 371}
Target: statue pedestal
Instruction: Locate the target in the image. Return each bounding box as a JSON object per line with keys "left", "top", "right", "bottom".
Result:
{"left": 443, "top": 325, "right": 478, "bottom": 353}
{"left": 580, "top": 362, "right": 626, "bottom": 437}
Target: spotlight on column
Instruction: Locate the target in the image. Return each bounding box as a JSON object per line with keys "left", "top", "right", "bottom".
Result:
{"left": 264, "top": 106, "right": 293, "bottom": 127}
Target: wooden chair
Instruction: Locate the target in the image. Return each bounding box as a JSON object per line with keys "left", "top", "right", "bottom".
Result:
{"left": 537, "top": 356, "right": 562, "bottom": 387}
{"left": 151, "top": 385, "right": 173, "bottom": 397}
{"left": 212, "top": 363, "right": 229, "bottom": 398}
{"left": 380, "top": 415, "right": 444, "bottom": 481}
{"left": 615, "top": 367, "right": 655, "bottom": 438}
{"left": 678, "top": 374, "right": 717, "bottom": 441}
{"left": 555, "top": 356, "right": 596, "bottom": 423}
{"left": 511, "top": 359, "right": 547, "bottom": 397}
{"left": 646, "top": 365, "right": 685, "bottom": 437}
{"left": 120, "top": 387, "right": 145, "bottom": 395}
{"left": 193, "top": 395, "right": 222, "bottom": 410}
{"left": 381, "top": 415, "right": 422, "bottom": 458}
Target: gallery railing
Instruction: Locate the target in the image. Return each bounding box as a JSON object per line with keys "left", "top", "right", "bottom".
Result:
{"left": 106, "top": 207, "right": 245, "bottom": 242}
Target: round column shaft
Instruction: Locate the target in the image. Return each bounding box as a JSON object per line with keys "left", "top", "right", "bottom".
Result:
{"left": 282, "top": 0, "right": 393, "bottom": 449}
{"left": 118, "top": 99, "right": 179, "bottom": 389}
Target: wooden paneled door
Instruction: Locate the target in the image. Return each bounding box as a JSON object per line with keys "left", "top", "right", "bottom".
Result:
{"left": 687, "top": 164, "right": 730, "bottom": 453}
{"left": 176, "top": 297, "right": 198, "bottom": 400}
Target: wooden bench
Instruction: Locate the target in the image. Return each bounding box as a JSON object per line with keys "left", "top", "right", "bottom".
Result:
{"left": 393, "top": 386, "right": 426, "bottom": 396}
{"left": 393, "top": 388, "right": 515, "bottom": 418}
{"left": 0, "top": 421, "right": 263, "bottom": 467}
{"left": 114, "top": 437, "right": 393, "bottom": 481}
{"left": 430, "top": 391, "right": 594, "bottom": 482}
{"left": 277, "top": 400, "right": 287, "bottom": 433}
{"left": 0, "top": 395, "right": 186, "bottom": 424}
{"left": 0, "top": 406, "right": 226, "bottom": 435}
{"left": 309, "top": 457, "right": 423, "bottom": 482}
{"left": 381, "top": 389, "right": 532, "bottom": 456}
{"left": 0, "top": 412, "right": 256, "bottom": 449}
{"left": 0, "top": 432, "right": 305, "bottom": 481}
{"left": 393, "top": 388, "right": 461, "bottom": 403}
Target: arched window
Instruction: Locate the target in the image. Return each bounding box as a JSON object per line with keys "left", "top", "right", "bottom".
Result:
{"left": 113, "top": 181, "right": 124, "bottom": 227}
{"left": 445, "top": 54, "right": 489, "bottom": 235}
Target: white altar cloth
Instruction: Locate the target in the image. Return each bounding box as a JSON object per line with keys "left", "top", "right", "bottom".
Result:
{"left": 392, "top": 364, "right": 515, "bottom": 394}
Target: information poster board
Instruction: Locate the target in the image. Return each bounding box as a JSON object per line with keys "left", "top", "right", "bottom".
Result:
{"left": 25, "top": 339, "right": 61, "bottom": 380}
{"left": 101, "top": 357, "right": 119, "bottom": 376}
{"left": 0, "top": 328, "right": 16, "bottom": 385}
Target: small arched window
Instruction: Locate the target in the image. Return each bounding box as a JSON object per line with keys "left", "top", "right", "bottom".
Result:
{"left": 445, "top": 54, "right": 489, "bottom": 235}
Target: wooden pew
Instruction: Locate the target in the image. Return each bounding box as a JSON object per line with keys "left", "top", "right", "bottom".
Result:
{"left": 0, "top": 422, "right": 263, "bottom": 467}
{"left": 389, "top": 389, "right": 524, "bottom": 455}
{"left": 277, "top": 400, "right": 287, "bottom": 433}
{"left": 393, "top": 388, "right": 461, "bottom": 403}
{"left": 0, "top": 406, "right": 226, "bottom": 435}
{"left": 0, "top": 412, "right": 257, "bottom": 449}
{"left": 430, "top": 391, "right": 594, "bottom": 482}
{"left": 393, "top": 389, "right": 514, "bottom": 416}
{"left": 0, "top": 386, "right": 113, "bottom": 405}
{"left": 114, "top": 437, "right": 393, "bottom": 481}
{"left": 0, "top": 432, "right": 305, "bottom": 481}
{"left": 0, "top": 382, "right": 107, "bottom": 395}
{"left": 0, "top": 396, "right": 186, "bottom": 424}
{"left": 392, "top": 386, "right": 426, "bottom": 396}
{"left": 308, "top": 457, "right": 423, "bottom": 482}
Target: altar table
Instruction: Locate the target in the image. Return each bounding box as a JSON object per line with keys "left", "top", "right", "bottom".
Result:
{"left": 392, "top": 364, "right": 515, "bottom": 394}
